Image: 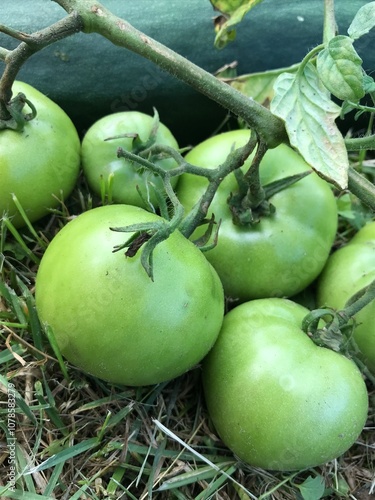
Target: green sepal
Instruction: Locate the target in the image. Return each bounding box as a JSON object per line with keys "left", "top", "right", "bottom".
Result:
{"left": 0, "top": 92, "right": 37, "bottom": 131}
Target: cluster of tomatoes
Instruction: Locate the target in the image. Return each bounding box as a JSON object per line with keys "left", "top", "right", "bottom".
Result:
{"left": 1, "top": 82, "right": 374, "bottom": 472}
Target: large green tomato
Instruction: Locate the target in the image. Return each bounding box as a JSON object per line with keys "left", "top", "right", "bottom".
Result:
{"left": 202, "top": 298, "right": 369, "bottom": 471}
{"left": 0, "top": 81, "right": 80, "bottom": 227}
{"left": 35, "top": 204, "right": 224, "bottom": 386}
{"left": 177, "top": 130, "right": 338, "bottom": 301}
{"left": 317, "top": 221, "right": 375, "bottom": 373}
{"left": 81, "top": 111, "right": 179, "bottom": 209}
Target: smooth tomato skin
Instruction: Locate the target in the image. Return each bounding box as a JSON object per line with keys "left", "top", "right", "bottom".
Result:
{"left": 0, "top": 81, "right": 80, "bottom": 227}
{"left": 317, "top": 221, "right": 375, "bottom": 373}
{"left": 202, "top": 298, "right": 368, "bottom": 471}
{"left": 35, "top": 204, "right": 224, "bottom": 386}
{"left": 81, "top": 111, "right": 179, "bottom": 209}
{"left": 177, "top": 130, "right": 338, "bottom": 301}
{"left": 349, "top": 220, "right": 375, "bottom": 244}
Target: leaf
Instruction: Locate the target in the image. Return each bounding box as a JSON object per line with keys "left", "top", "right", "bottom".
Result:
{"left": 210, "top": 0, "right": 252, "bottom": 14}
{"left": 227, "top": 64, "right": 299, "bottom": 106}
{"left": 348, "top": 1, "right": 375, "bottom": 40}
{"left": 270, "top": 63, "right": 349, "bottom": 189}
{"left": 209, "top": 0, "right": 265, "bottom": 49}
{"left": 363, "top": 74, "right": 375, "bottom": 94}
{"left": 317, "top": 35, "right": 364, "bottom": 101}
{"left": 296, "top": 475, "right": 326, "bottom": 500}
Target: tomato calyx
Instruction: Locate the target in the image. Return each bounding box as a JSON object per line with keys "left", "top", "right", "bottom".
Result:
{"left": 227, "top": 155, "right": 312, "bottom": 226}
{"left": 303, "top": 278, "right": 375, "bottom": 380}
{"left": 105, "top": 108, "right": 162, "bottom": 161}
{"left": 111, "top": 219, "right": 179, "bottom": 280}
{"left": 302, "top": 307, "right": 354, "bottom": 353}
{"left": 191, "top": 214, "right": 222, "bottom": 251}
{"left": 110, "top": 150, "right": 186, "bottom": 279}
{"left": 0, "top": 92, "right": 37, "bottom": 131}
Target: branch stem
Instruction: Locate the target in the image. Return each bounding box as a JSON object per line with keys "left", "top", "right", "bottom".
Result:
{"left": 345, "top": 134, "right": 375, "bottom": 151}
{"left": 52, "top": 0, "right": 286, "bottom": 148}
{"left": 342, "top": 279, "right": 375, "bottom": 323}
{"left": 0, "top": 12, "right": 82, "bottom": 120}
{"left": 347, "top": 167, "right": 375, "bottom": 211}
{"left": 323, "top": 0, "right": 337, "bottom": 44}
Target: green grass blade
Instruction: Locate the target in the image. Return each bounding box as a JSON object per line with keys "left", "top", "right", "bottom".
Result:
{"left": 0, "top": 279, "right": 28, "bottom": 324}
{"left": 158, "top": 463, "right": 234, "bottom": 491}
{"left": 0, "top": 345, "right": 26, "bottom": 364}
{"left": 16, "top": 443, "right": 37, "bottom": 493}
{"left": 1, "top": 217, "right": 40, "bottom": 265}
{"left": 24, "top": 437, "right": 100, "bottom": 474}
{"left": 42, "top": 324, "right": 70, "bottom": 381}
{"left": 42, "top": 462, "right": 66, "bottom": 496}
{"left": 153, "top": 419, "right": 257, "bottom": 499}
{"left": 107, "top": 466, "right": 127, "bottom": 496}
{"left": 17, "top": 278, "right": 44, "bottom": 354}
{"left": 194, "top": 464, "right": 237, "bottom": 500}
{"left": 0, "top": 489, "right": 55, "bottom": 500}
{"left": 35, "top": 379, "right": 69, "bottom": 435}
{"left": 10, "top": 193, "right": 47, "bottom": 249}
{"left": 0, "top": 373, "right": 38, "bottom": 425}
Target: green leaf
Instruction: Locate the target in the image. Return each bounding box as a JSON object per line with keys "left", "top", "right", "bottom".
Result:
{"left": 228, "top": 64, "right": 299, "bottom": 106}
{"left": 296, "top": 475, "right": 326, "bottom": 500}
{"left": 317, "top": 35, "right": 364, "bottom": 101}
{"left": 363, "top": 74, "right": 375, "bottom": 94}
{"left": 270, "top": 63, "right": 349, "bottom": 189}
{"left": 210, "top": 0, "right": 252, "bottom": 14}
{"left": 210, "top": 0, "right": 265, "bottom": 49}
{"left": 348, "top": 1, "right": 375, "bottom": 40}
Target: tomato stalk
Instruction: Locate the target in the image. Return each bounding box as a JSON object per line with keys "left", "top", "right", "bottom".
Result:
{"left": 51, "top": 0, "right": 287, "bottom": 149}
{"left": 226, "top": 139, "right": 270, "bottom": 225}
{"left": 0, "top": 92, "right": 37, "bottom": 131}
{"left": 227, "top": 141, "right": 314, "bottom": 226}
{"left": 302, "top": 278, "right": 375, "bottom": 381}
{"left": 346, "top": 134, "right": 375, "bottom": 151}
{"left": 112, "top": 147, "right": 186, "bottom": 279}
{"left": 347, "top": 168, "right": 375, "bottom": 212}
{"left": 116, "top": 130, "right": 258, "bottom": 230}
{"left": 343, "top": 278, "right": 375, "bottom": 321}
{"left": 0, "top": 12, "right": 82, "bottom": 125}
{"left": 323, "top": 0, "right": 337, "bottom": 45}
{"left": 1, "top": 1, "right": 373, "bottom": 209}
{"left": 114, "top": 131, "right": 258, "bottom": 275}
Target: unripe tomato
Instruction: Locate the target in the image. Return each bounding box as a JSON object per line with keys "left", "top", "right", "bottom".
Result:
{"left": 35, "top": 204, "right": 224, "bottom": 386}
{"left": 177, "top": 130, "right": 338, "bottom": 301}
{"left": 0, "top": 81, "right": 80, "bottom": 227}
{"left": 202, "top": 298, "right": 368, "bottom": 471}
{"left": 317, "top": 221, "right": 375, "bottom": 373}
{"left": 81, "top": 111, "right": 179, "bottom": 209}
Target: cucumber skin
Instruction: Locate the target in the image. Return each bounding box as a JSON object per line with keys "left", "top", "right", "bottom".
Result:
{"left": 0, "top": 0, "right": 372, "bottom": 143}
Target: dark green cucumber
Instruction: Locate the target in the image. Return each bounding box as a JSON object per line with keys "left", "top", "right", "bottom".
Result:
{"left": 0, "top": 0, "right": 372, "bottom": 144}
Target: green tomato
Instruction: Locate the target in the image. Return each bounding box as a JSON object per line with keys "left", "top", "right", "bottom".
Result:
{"left": 202, "top": 298, "right": 369, "bottom": 471}
{"left": 349, "top": 220, "right": 375, "bottom": 245}
{"left": 317, "top": 221, "right": 375, "bottom": 373}
{"left": 35, "top": 204, "right": 224, "bottom": 386}
{"left": 81, "top": 111, "right": 179, "bottom": 209}
{"left": 0, "top": 81, "right": 80, "bottom": 227}
{"left": 177, "top": 130, "right": 338, "bottom": 301}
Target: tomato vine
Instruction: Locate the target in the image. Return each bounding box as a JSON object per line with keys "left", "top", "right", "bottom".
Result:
{"left": 1, "top": 0, "right": 375, "bottom": 206}
{"left": 0, "top": 0, "right": 374, "bottom": 333}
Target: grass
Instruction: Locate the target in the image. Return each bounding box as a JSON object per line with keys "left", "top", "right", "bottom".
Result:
{"left": 1, "top": 172, "right": 375, "bottom": 500}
